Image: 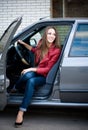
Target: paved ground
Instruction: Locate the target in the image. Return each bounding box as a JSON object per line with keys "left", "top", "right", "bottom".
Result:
{"left": 0, "top": 106, "right": 88, "bottom": 130}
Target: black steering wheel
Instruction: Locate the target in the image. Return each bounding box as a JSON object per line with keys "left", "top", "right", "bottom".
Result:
{"left": 14, "top": 41, "right": 31, "bottom": 65}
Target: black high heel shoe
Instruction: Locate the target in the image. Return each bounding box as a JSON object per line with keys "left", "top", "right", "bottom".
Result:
{"left": 14, "top": 121, "right": 23, "bottom": 128}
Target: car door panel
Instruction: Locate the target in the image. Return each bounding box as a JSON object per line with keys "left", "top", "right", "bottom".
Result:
{"left": 0, "top": 17, "right": 22, "bottom": 110}
{"left": 60, "top": 21, "right": 88, "bottom": 103}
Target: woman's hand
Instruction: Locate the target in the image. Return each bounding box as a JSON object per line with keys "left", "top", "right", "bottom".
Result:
{"left": 18, "top": 40, "right": 25, "bottom": 45}
{"left": 18, "top": 39, "right": 32, "bottom": 51}
{"left": 21, "top": 68, "right": 37, "bottom": 75}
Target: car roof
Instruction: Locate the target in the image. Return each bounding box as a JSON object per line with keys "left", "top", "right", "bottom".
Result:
{"left": 13, "top": 17, "right": 88, "bottom": 41}
{"left": 39, "top": 17, "right": 88, "bottom": 22}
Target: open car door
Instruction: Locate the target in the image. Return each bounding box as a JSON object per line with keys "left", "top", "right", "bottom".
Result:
{"left": 0, "top": 17, "right": 22, "bottom": 110}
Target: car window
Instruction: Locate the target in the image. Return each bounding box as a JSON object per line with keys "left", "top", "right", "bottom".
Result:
{"left": 55, "top": 25, "right": 71, "bottom": 45}
{"left": 30, "top": 25, "right": 71, "bottom": 47}
{"left": 30, "top": 31, "right": 43, "bottom": 46}
{"left": 69, "top": 23, "right": 88, "bottom": 57}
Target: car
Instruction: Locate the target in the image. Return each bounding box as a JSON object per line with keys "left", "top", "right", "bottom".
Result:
{"left": 0, "top": 17, "right": 88, "bottom": 111}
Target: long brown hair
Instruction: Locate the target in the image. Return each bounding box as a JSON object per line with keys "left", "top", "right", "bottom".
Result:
{"left": 39, "top": 26, "right": 61, "bottom": 59}
{"left": 34, "top": 26, "right": 61, "bottom": 65}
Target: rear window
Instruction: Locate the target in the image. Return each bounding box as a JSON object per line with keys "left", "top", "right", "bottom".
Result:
{"left": 69, "top": 23, "right": 88, "bottom": 57}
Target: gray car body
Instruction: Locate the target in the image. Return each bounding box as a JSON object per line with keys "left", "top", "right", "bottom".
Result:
{"left": 0, "top": 17, "right": 88, "bottom": 111}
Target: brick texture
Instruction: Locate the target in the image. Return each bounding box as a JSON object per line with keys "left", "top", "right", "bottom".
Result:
{"left": 0, "top": 0, "right": 50, "bottom": 37}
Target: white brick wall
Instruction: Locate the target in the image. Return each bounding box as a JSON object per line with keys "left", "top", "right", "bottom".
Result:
{"left": 0, "top": 0, "right": 50, "bottom": 37}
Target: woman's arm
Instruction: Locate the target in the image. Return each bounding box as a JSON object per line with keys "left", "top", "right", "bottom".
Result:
{"left": 18, "top": 40, "right": 32, "bottom": 51}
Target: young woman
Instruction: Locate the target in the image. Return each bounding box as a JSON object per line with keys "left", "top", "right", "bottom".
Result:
{"left": 14, "top": 26, "right": 61, "bottom": 127}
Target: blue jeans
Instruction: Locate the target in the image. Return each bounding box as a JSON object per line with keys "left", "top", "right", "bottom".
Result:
{"left": 15, "top": 72, "right": 46, "bottom": 112}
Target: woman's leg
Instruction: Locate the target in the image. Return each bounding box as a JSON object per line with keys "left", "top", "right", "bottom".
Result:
{"left": 15, "top": 110, "right": 24, "bottom": 126}
{"left": 15, "top": 72, "right": 36, "bottom": 90}
{"left": 15, "top": 76, "right": 46, "bottom": 125}
{"left": 20, "top": 76, "right": 46, "bottom": 111}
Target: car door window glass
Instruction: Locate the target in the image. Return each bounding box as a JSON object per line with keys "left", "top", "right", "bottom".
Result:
{"left": 69, "top": 23, "right": 88, "bottom": 57}
{"left": 55, "top": 25, "right": 71, "bottom": 46}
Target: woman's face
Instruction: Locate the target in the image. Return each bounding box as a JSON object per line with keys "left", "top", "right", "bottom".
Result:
{"left": 46, "top": 28, "right": 56, "bottom": 44}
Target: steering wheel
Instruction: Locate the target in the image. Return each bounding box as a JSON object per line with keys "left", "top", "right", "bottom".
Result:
{"left": 14, "top": 41, "right": 31, "bottom": 65}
